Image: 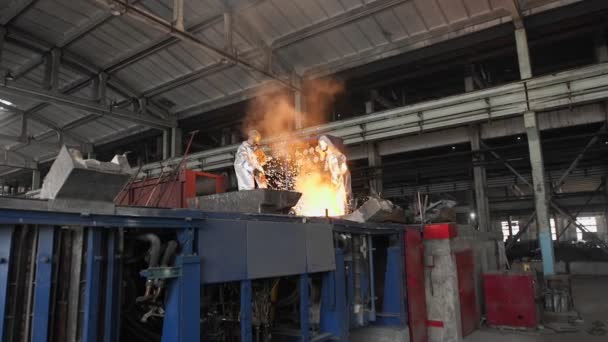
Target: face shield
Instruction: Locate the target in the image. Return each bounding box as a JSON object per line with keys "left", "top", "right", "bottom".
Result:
{"left": 318, "top": 135, "right": 332, "bottom": 152}
{"left": 248, "top": 130, "right": 261, "bottom": 146}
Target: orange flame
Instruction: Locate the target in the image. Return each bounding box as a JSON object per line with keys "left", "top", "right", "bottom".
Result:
{"left": 294, "top": 171, "right": 346, "bottom": 217}
{"left": 242, "top": 79, "right": 346, "bottom": 217}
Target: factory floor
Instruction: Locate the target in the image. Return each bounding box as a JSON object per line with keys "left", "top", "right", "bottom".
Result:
{"left": 465, "top": 276, "right": 608, "bottom": 342}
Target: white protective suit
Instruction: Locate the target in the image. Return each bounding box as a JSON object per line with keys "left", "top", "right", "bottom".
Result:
{"left": 319, "top": 136, "right": 352, "bottom": 204}
{"left": 234, "top": 140, "right": 267, "bottom": 190}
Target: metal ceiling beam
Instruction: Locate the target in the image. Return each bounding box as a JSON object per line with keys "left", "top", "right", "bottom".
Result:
{"left": 103, "top": 0, "right": 266, "bottom": 74}
{"left": 0, "top": 83, "right": 174, "bottom": 129}
{"left": 271, "top": 0, "right": 407, "bottom": 50}
{"left": 501, "top": 0, "right": 524, "bottom": 28}
{"left": 109, "top": 0, "right": 296, "bottom": 90}
{"left": 4, "top": 25, "right": 173, "bottom": 122}
{"left": 0, "top": 0, "right": 39, "bottom": 26}
{"left": 0, "top": 27, "right": 5, "bottom": 72}
{"left": 142, "top": 62, "right": 234, "bottom": 98}
{"left": 232, "top": 10, "right": 295, "bottom": 75}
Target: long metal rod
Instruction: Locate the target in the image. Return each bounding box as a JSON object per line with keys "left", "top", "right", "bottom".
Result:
{"left": 554, "top": 123, "right": 607, "bottom": 190}
{"left": 112, "top": 0, "right": 297, "bottom": 91}
{"left": 488, "top": 139, "right": 608, "bottom": 252}
{"left": 0, "top": 83, "right": 174, "bottom": 129}
{"left": 556, "top": 183, "right": 602, "bottom": 240}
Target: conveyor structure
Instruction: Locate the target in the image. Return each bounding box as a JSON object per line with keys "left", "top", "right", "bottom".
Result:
{"left": 0, "top": 196, "right": 415, "bottom": 342}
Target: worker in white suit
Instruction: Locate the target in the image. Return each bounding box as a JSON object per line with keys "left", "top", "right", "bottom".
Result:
{"left": 318, "top": 135, "right": 352, "bottom": 208}
{"left": 234, "top": 130, "right": 268, "bottom": 190}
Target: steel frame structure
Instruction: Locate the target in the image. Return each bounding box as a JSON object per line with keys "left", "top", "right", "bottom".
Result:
{"left": 0, "top": 197, "right": 409, "bottom": 342}
{"left": 134, "top": 62, "right": 608, "bottom": 176}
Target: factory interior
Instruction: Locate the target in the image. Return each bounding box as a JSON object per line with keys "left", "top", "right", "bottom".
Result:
{"left": 0, "top": 0, "right": 608, "bottom": 341}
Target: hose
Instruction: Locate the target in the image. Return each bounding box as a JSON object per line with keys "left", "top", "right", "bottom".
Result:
{"left": 161, "top": 240, "right": 178, "bottom": 267}
{"left": 137, "top": 234, "right": 161, "bottom": 268}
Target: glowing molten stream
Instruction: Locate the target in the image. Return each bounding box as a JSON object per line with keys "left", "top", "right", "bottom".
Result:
{"left": 294, "top": 171, "right": 346, "bottom": 217}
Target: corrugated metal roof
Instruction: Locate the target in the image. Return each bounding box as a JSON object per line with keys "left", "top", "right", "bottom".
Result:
{"left": 0, "top": 0, "right": 583, "bottom": 177}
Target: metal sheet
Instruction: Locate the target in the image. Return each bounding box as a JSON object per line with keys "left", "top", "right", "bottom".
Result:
{"left": 455, "top": 249, "right": 479, "bottom": 337}
{"left": 404, "top": 229, "right": 427, "bottom": 342}
{"left": 305, "top": 223, "right": 336, "bottom": 273}
{"left": 246, "top": 221, "right": 307, "bottom": 279}
{"left": 188, "top": 189, "right": 301, "bottom": 214}
{"left": 198, "top": 218, "right": 335, "bottom": 283}
{"left": 198, "top": 219, "right": 248, "bottom": 283}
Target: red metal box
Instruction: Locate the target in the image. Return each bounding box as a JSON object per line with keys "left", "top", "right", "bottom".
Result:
{"left": 483, "top": 272, "right": 538, "bottom": 328}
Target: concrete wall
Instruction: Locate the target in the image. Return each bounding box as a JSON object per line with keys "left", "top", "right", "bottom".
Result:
{"left": 423, "top": 226, "right": 502, "bottom": 342}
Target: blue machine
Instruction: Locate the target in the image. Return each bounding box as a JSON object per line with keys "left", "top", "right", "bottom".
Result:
{"left": 0, "top": 197, "right": 408, "bottom": 342}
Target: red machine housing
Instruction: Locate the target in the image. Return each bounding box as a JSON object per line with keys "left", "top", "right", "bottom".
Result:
{"left": 116, "top": 170, "right": 226, "bottom": 208}
{"left": 483, "top": 272, "right": 538, "bottom": 328}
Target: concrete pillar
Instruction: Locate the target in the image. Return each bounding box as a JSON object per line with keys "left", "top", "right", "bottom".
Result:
{"left": 31, "top": 169, "right": 41, "bottom": 190}
{"left": 365, "top": 101, "right": 374, "bottom": 114}
{"left": 464, "top": 76, "right": 474, "bottom": 92}
{"left": 515, "top": 28, "right": 532, "bottom": 79}
{"left": 470, "top": 126, "right": 491, "bottom": 232}
{"left": 162, "top": 129, "right": 170, "bottom": 159}
{"left": 171, "top": 127, "right": 182, "bottom": 157}
{"left": 230, "top": 129, "right": 240, "bottom": 145}
{"left": 294, "top": 90, "right": 304, "bottom": 129}
{"left": 594, "top": 33, "right": 608, "bottom": 63}
{"left": 524, "top": 111, "right": 555, "bottom": 275}
{"left": 367, "top": 143, "right": 382, "bottom": 195}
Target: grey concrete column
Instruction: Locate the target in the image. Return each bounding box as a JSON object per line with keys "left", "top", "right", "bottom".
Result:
{"left": 595, "top": 33, "right": 608, "bottom": 63}
{"left": 162, "top": 129, "right": 170, "bottom": 159}
{"left": 464, "top": 76, "right": 474, "bottom": 92}
{"left": 367, "top": 143, "right": 382, "bottom": 195}
{"left": 470, "top": 126, "right": 490, "bottom": 232}
{"left": 31, "top": 169, "right": 41, "bottom": 190}
{"left": 365, "top": 101, "right": 374, "bottom": 114}
{"left": 524, "top": 111, "right": 555, "bottom": 275}
{"left": 171, "top": 127, "right": 182, "bottom": 157}
{"left": 230, "top": 129, "right": 240, "bottom": 145}
{"left": 294, "top": 89, "right": 306, "bottom": 129}
{"left": 515, "top": 28, "right": 532, "bottom": 79}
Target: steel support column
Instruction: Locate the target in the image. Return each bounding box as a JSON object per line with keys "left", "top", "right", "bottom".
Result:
{"left": 0, "top": 226, "right": 14, "bottom": 341}
{"left": 161, "top": 228, "right": 200, "bottom": 342}
{"left": 82, "top": 227, "right": 103, "bottom": 342}
{"left": 240, "top": 279, "right": 253, "bottom": 342}
{"left": 524, "top": 111, "right": 555, "bottom": 275}
{"left": 103, "top": 230, "right": 120, "bottom": 342}
{"left": 320, "top": 249, "right": 348, "bottom": 340}
{"left": 470, "top": 126, "right": 490, "bottom": 231}
{"left": 300, "top": 273, "right": 310, "bottom": 342}
{"left": 32, "top": 225, "right": 54, "bottom": 342}
{"left": 515, "top": 28, "right": 532, "bottom": 79}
